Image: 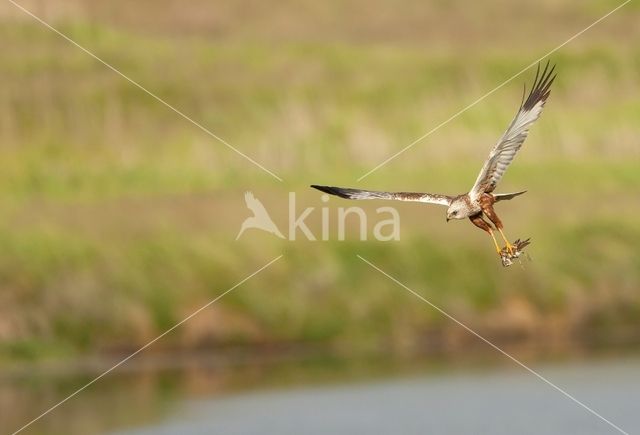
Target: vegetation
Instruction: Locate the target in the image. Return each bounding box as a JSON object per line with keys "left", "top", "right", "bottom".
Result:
{"left": 0, "top": 0, "right": 639, "bottom": 363}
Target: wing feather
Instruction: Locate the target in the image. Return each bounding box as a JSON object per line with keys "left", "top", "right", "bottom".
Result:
{"left": 470, "top": 62, "right": 556, "bottom": 198}
{"left": 311, "top": 185, "right": 452, "bottom": 206}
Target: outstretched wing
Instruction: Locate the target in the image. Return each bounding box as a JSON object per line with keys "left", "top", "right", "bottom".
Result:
{"left": 469, "top": 62, "right": 556, "bottom": 198}
{"left": 311, "top": 185, "right": 452, "bottom": 206}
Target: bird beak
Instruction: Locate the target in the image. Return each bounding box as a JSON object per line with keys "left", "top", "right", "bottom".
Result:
{"left": 446, "top": 218, "right": 450, "bottom": 223}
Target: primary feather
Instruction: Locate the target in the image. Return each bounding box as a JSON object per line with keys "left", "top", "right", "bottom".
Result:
{"left": 470, "top": 62, "right": 555, "bottom": 199}
{"left": 311, "top": 185, "right": 452, "bottom": 206}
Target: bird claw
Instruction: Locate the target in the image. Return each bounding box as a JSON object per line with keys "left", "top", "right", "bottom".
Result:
{"left": 499, "top": 238, "right": 531, "bottom": 267}
{"left": 505, "top": 243, "right": 516, "bottom": 255}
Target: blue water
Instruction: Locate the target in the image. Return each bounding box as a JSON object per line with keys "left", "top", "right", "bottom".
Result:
{"left": 114, "top": 358, "right": 640, "bottom": 435}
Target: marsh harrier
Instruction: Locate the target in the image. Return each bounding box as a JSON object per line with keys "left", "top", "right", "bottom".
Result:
{"left": 311, "top": 62, "right": 556, "bottom": 258}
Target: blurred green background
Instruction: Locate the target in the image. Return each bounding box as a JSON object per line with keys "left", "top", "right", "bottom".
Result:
{"left": 0, "top": 0, "right": 639, "bottom": 433}
{"left": 1, "top": 0, "right": 638, "bottom": 359}
{"left": 0, "top": 0, "right": 640, "bottom": 434}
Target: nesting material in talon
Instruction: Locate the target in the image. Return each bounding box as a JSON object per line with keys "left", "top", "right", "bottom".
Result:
{"left": 499, "top": 238, "right": 531, "bottom": 267}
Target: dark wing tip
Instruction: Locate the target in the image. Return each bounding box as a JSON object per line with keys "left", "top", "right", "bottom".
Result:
{"left": 310, "top": 184, "right": 352, "bottom": 199}
{"left": 522, "top": 61, "right": 556, "bottom": 111}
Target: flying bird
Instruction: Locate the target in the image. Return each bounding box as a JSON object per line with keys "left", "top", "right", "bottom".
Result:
{"left": 236, "top": 191, "right": 285, "bottom": 240}
{"left": 311, "top": 62, "right": 556, "bottom": 258}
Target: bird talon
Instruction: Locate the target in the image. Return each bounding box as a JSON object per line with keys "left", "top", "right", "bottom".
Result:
{"left": 498, "top": 238, "right": 532, "bottom": 267}
{"left": 506, "top": 243, "right": 515, "bottom": 255}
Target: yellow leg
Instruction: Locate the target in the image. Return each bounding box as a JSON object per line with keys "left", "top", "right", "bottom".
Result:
{"left": 489, "top": 230, "right": 501, "bottom": 255}
{"left": 498, "top": 228, "right": 514, "bottom": 254}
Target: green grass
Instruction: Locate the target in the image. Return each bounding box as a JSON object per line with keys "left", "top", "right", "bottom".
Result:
{"left": 0, "top": 0, "right": 639, "bottom": 361}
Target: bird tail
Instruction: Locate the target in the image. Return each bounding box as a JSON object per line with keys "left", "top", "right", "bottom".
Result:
{"left": 493, "top": 190, "right": 527, "bottom": 202}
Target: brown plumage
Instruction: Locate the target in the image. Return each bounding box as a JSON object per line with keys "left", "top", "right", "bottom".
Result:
{"left": 311, "top": 62, "right": 556, "bottom": 261}
{"left": 479, "top": 193, "right": 502, "bottom": 229}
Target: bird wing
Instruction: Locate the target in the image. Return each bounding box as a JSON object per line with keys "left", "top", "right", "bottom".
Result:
{"left": 469, "top": 62, "right": 556, "bottom": 199}
{"left": 311, "top": 185, "right": 452, "bottom": 206}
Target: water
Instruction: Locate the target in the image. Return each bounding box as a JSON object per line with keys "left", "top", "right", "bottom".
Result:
{"left": 4, "top": 354, "right": 640, "bottom": 435}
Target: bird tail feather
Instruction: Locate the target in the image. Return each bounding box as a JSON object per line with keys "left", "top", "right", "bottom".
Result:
{"left": 493, "top": 190, "right": 527, "bottom": 201}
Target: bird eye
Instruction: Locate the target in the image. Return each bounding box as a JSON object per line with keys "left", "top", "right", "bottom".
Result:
{"left": 452, "top": 211, "right": 458, "bottom": 216}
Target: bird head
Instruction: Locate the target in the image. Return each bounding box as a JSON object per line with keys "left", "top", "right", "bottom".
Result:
{"left": 446, "top": 201, "right": 467, "bottom": 222}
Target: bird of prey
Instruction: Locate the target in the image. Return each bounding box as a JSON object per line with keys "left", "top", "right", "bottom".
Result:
{"left": 236, "top": 191, "right": 285, "bottom": 240}
{"left": 311, "top": 62, "right": 556, "bottom": 258}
